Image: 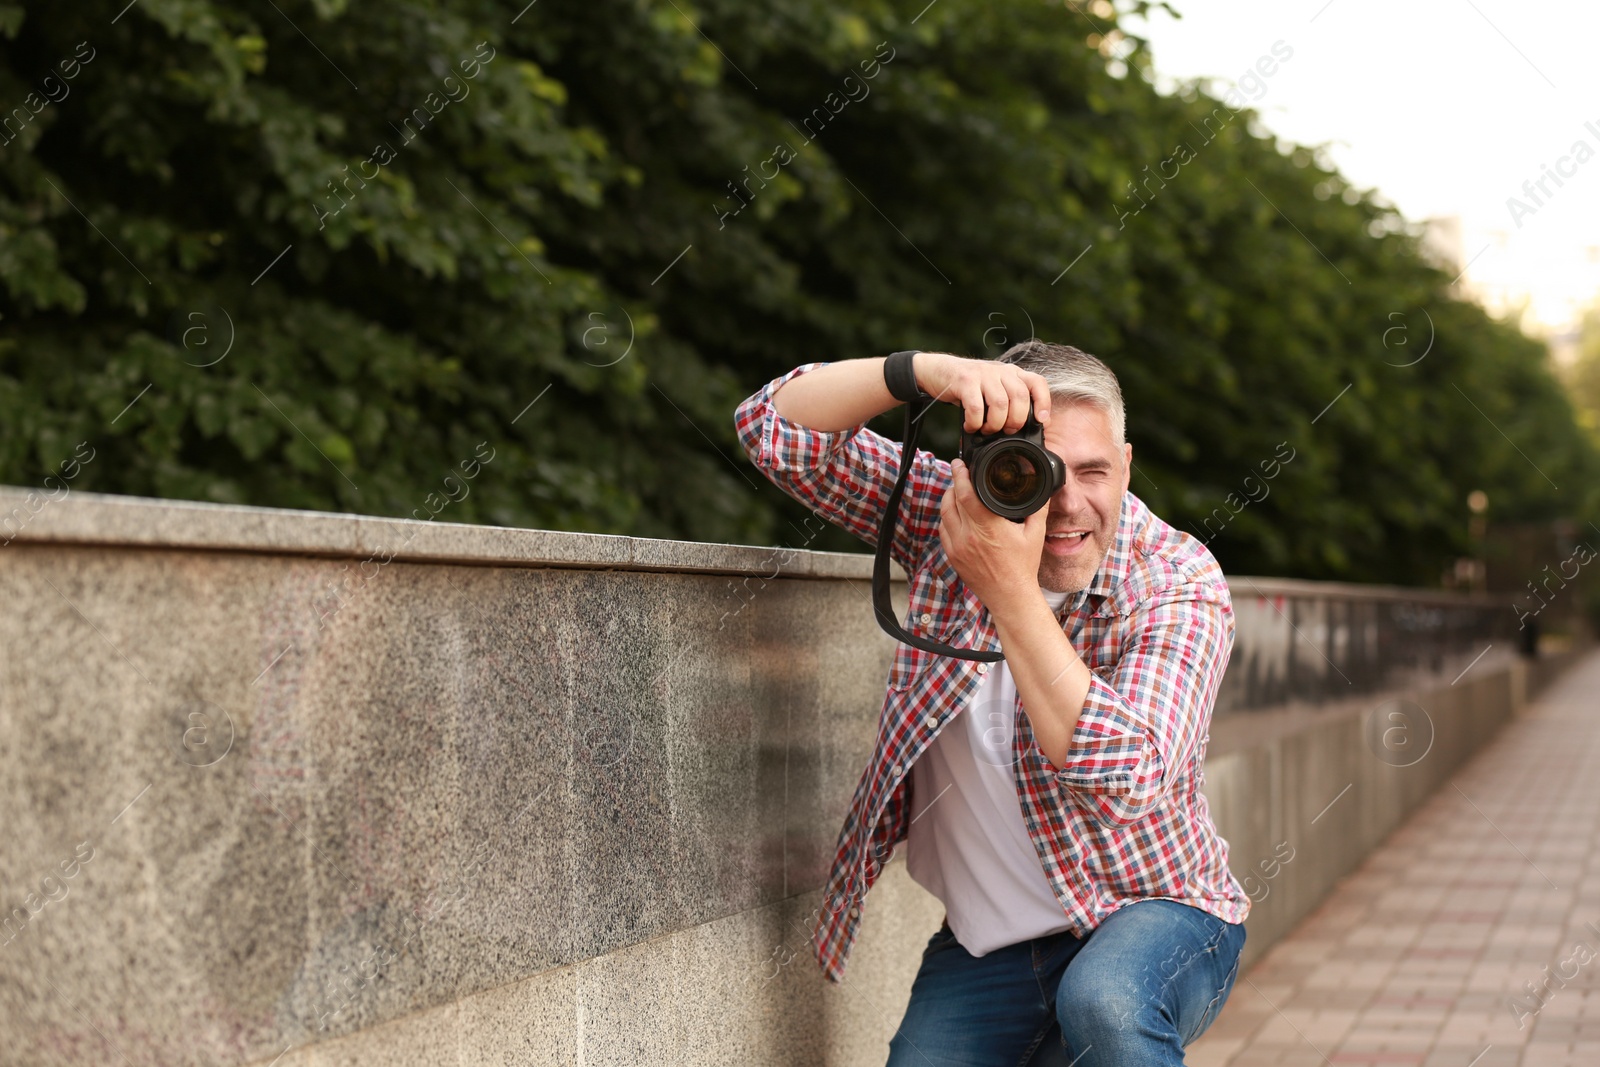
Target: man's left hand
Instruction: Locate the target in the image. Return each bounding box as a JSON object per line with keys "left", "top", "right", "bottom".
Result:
{"left": 939, "top": 458, "right": 1047, "bottom": 617}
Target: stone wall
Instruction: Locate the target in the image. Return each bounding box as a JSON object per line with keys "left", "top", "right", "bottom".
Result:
{"left": 0, "top": 487, "right": 1560, "bottom": 1066}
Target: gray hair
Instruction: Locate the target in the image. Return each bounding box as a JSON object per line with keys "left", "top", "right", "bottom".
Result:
{"left": 995, "top": 340, "right": 1126, "bottom": 447}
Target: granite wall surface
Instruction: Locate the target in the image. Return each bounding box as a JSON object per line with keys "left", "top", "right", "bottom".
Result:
{"left": 0, "top": 487, "right": 1561, "bottom": 1066}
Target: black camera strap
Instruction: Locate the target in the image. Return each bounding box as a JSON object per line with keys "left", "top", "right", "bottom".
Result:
{"left": 872, "top": 396, "right": 1005, "bottom": 663}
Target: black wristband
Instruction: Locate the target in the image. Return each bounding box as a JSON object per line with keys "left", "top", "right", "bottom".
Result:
{"left": 884, "top": 350, "right": 928, "bottom": 403}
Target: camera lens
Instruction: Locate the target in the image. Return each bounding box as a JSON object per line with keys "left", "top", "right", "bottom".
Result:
{"left": 957, "top": 405, "right": 1066, "bottom": 522}
{"left": 984, "top": 448, "right": 1040, "bottom": 508}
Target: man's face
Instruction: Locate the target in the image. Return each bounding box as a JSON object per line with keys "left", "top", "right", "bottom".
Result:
{"left": 1036, "top": 401, "right": 1132, "bottom": 593}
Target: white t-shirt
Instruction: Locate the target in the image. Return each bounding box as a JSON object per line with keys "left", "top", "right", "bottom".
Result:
{"left": 904, "top": 587, "right": 1076, "bottom": 956}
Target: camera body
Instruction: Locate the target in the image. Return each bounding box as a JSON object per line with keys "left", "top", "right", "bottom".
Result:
{"left": 957, "top": 405, "right": 1066, "bottom": 523}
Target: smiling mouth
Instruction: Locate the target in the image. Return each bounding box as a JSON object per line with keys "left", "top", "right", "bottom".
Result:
{"left": 1045, "top": 530, "right": 1093, "bottom": 556}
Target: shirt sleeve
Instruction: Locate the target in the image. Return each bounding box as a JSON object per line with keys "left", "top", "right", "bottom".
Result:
{"left": 733, "top": 362, "right": 950, "bottom": 574}
{"left": 1046, "top": 583, "right": 1234, "bottom": 827}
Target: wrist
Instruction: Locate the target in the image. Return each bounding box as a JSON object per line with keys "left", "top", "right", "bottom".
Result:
{"left": 986, "top": 582, "right": 1050, "bottom": 628}
{"left": 912, "top": 351, "right": 948, "bottom": 397}
{"left": 884, "top": 350, "right": 930, "bottom": 403}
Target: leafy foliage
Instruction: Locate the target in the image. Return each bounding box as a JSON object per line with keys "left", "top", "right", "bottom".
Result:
{"left": 1564, "top": 304, "right": 1600, "bottom": 439}
{"left": 1, "top": 0, "right": 1593, "bottom": 582}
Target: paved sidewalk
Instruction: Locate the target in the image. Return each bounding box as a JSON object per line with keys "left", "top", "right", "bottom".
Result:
{"left": 1187, "top": 653, "right": 1600, "bottom": 1067}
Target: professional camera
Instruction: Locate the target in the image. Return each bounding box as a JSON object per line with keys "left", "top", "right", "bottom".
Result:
{"left": 873, "top": 389, "right": 1064, "bottom": 662}
{"left": 958, "top": 403, "right": 1066, "bottom": 522}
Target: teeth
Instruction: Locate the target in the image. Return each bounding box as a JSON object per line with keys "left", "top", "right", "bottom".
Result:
{"left": 1048, "top": 532, "right": 1088, "bottom": 540}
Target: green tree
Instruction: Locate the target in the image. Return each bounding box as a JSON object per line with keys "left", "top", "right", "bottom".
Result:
{"left": 1, "top": 0, "right": 1593, "bottom": 584}
{"left": 1565, "top": 304, "right": 1600, "bottom": 436}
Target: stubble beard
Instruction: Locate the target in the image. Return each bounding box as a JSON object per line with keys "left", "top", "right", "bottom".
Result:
{"left": 1037, "top": 517, "right": 1110, "bottom": 594}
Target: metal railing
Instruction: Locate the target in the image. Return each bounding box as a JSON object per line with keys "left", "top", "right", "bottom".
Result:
{"left": 1217, "top": 577, "right": 1513, "bottom": 714}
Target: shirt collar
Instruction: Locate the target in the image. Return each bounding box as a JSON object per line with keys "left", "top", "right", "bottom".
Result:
{"left": 1080, "top": 490, "right": 1137, "bottom": 606}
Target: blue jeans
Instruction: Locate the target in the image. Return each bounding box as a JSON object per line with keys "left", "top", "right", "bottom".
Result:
{"left": 885, "top": 900, "right": 1246, "bottom": 1067}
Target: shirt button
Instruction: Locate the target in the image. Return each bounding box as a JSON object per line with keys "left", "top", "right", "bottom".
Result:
{"left": 977, "top": 663, "right": 990, "bottom": 674}
{"left": 849, "top": 906, "right": 860, "bottom": 919}
{"left": 925, "top": 715, "right": 939, "bottom": 730}
{"left": 920, "top": 612, "right": 934, "bottom": 625}
{"left": 892, "top": 763, "right": 904, "bottom": 778}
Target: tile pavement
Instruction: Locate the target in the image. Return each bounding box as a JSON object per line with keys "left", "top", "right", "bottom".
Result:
{"left": 1187, "top": 653, "right": 1600, "bottom": 1067}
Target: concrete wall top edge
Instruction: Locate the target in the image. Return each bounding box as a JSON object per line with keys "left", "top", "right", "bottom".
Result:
{"left": 0, "top": 484, "right": 906, "bottom": 581}
{"left": 1223, "top": 573, "right": 1499, "bottom": 608}
{"left": 0, "top": 485, "right": 1496, "bottom": 605}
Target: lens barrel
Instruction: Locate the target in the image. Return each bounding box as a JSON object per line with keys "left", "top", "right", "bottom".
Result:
{"left": 957, "top": 408, "right": 1067, "bottom": 522}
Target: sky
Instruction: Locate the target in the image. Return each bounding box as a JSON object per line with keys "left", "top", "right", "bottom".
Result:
{"left": 1125, "top": 0, "right": 1600, "bottom": 354}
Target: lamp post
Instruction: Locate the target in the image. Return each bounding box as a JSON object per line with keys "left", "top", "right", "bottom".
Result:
{"left": 1467, "top": 490, "right": 1488, "bottom": 595}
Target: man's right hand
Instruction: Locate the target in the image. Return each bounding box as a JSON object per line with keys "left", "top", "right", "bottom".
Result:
{"left": 912, "top": 352, "right": 1054, "bottom": 436}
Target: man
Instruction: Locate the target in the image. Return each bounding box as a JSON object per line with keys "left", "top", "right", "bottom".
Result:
{"left": 734, "top": 341, "right": 1250, "bottom": 1066}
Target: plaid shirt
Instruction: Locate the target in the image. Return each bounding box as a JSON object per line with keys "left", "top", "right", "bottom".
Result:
{"left": 735, "top": 363, "right": 1251, "bottom": 984}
